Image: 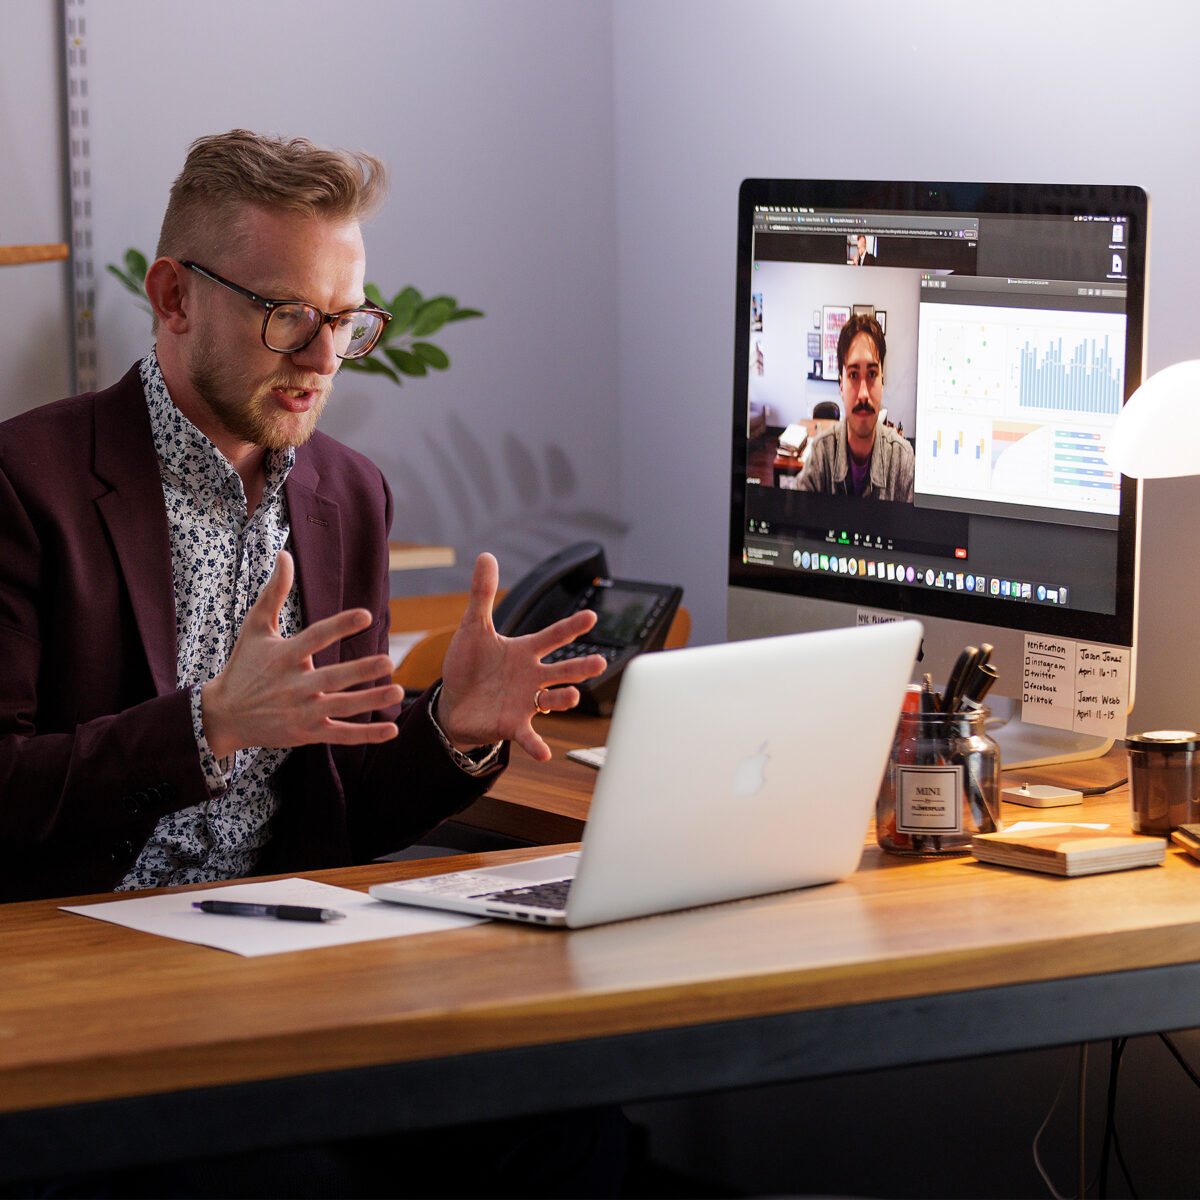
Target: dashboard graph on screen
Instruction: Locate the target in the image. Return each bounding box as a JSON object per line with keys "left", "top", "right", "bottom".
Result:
{"left": 914, "top": 301, "right": 1126, "bottom": 517}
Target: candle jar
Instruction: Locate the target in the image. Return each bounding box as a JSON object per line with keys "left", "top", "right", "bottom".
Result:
{"left": 1127, "top": 731, "right": 1200, "bottom": 834}
{"left": 877, "top": 708, "right": 1001, "bottom": 855}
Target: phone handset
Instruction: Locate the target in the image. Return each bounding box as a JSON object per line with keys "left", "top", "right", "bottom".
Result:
{"left": 492, "top": 541, "right": 608, "bottom": 638}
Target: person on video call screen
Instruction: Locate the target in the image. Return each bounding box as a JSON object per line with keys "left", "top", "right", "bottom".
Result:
{"left": 851, "top": 233, "right": 875, "bottom": 265}
{"left": 796, "top": 312, "right": 914, "bottom": 502}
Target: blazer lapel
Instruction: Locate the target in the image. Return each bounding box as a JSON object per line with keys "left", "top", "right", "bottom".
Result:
{"left": 92, "top": 368, "right": 179, "bottom": 696}
{"left": 90, "top": 368, "right": 349, "bottom": 684}
{"left": 285, "top": 453, "right": 344, "bottom": 668}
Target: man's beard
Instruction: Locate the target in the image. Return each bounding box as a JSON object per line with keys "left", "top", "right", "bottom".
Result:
{"left": 188, "top": 330, "right": 331, "bottom": 451}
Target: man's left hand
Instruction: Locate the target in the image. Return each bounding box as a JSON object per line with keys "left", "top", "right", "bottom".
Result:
{"left": 436, "top": 553, "right": 608, "bottom": 761}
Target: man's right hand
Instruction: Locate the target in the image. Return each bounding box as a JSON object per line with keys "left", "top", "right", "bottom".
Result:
{"left": 200, "top": 550, "right": 403, "bottom": 761}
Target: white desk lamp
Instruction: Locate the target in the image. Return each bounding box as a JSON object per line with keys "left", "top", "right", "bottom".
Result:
{"left": 1107, "top": 360, "right": 1200, "bottom": 478}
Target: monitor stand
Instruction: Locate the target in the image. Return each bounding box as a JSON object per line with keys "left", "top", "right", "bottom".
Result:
{"left": 984, "top": 695, "right": 1114, "bottom": 772}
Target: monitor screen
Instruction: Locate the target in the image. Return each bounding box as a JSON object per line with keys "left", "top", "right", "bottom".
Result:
{"left": 728, "top": 179, "right": 1148, "bottom": 767}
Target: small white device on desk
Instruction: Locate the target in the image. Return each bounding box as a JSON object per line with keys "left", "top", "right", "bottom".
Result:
{"left": 1002, "top": 783, "right": 1084, "bottom": 808}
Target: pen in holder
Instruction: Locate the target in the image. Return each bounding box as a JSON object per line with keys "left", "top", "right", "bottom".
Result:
{"left": 876, "top": 702, "right": 1001, "bottom": 856}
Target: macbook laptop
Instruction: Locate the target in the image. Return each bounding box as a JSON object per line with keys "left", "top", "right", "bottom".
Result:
{"left": 369, "top": 619, "right": 922, "bottom": 928}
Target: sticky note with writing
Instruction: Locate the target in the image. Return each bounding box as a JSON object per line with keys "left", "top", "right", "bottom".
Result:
{"left": 1073, "top": 643, "right": 1130, "bottom": 738}
{"left": 1022, "top": 637, "right": 1075, "bottom": 730}
{"left": 1021, "top": 636, "right": 1129, "bottom": 739}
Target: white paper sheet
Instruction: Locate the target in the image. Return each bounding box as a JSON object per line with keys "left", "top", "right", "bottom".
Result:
{"left": 62, "top": 876, "right": 481, "bottom": 956}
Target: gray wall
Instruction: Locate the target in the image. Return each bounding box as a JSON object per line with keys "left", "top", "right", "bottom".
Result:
{"left": 4, "top": 0, "right": 1200, "bottom": 725}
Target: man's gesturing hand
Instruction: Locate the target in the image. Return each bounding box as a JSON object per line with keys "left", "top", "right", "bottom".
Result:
{"left": 436, "top": 553, "right": 608, "bottom": 762}
{"left": 200, "top": 550, "right": 403, "bottom": 761}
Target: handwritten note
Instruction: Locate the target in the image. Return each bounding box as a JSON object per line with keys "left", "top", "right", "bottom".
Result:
{"left": 1022, "top": 636, "right": 1130, "bottom": 738}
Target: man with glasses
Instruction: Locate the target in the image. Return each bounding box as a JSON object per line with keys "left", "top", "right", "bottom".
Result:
{"left": 0, "top": 130, "right": 608, "bottom": 905}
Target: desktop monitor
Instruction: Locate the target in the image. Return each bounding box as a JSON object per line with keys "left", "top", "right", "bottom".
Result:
{"left": 728, "top": 179, "right": 1148, "bottom": 767}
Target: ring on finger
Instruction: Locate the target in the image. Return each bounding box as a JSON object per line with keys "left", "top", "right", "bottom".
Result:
{"left": 534, "top": 688, "right": 552, "bottom": 715}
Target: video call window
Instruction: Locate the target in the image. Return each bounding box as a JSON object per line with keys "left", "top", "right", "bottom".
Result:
{"left": 747, "top": 207, "right": 1128, "bottom": 517}
{"left": 738, "top": 197, "right": 1138, "bottom": 622}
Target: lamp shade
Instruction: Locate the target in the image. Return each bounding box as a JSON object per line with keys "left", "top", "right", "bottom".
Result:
{"left": 1106, "top": 359, "right": 1200, "bottom": 479}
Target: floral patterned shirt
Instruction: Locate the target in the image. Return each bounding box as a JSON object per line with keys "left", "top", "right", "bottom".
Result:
{"left": 118, "top": 350, "right": 298, "bottom": 888}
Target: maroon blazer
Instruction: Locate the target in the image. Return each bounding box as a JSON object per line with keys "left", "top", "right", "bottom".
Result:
{"left": 0, "top": 364, "right": 504, "bottom": 902}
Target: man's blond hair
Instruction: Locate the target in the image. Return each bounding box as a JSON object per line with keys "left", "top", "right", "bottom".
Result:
{"left": 155, "top": 129, "right": 388, "bottom": 262}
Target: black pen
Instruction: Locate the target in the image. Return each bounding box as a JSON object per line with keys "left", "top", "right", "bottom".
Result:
{"left": 941, "top": 645, "right": 977, "bottom": 723}
{"left": 192, "top": 901, "right": 345, "bottom": 922}
{"left": 962, "top": 662, "right": 999, "bottom": 710}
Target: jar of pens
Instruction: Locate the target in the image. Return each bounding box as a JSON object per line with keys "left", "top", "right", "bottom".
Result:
{"left": 876, "top": 645, "right": 1001, "bottom": 856}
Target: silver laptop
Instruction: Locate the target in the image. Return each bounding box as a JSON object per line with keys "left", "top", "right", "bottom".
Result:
{"left": 369, "top": 620, "right": 922, "bottom": 928}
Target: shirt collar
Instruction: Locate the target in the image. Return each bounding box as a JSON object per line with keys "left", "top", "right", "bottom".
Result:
{"left": 139, "top": 348, "right": 295, "bottom": 506}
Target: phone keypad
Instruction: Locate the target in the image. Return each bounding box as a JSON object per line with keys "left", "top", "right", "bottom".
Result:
{"left": 544, "top": 641, "right": 621, "bottom": 666}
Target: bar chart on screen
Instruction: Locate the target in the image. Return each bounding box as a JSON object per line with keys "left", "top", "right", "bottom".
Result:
{"left": 1014, "top": 332, "right": 1123, "bottom": 415}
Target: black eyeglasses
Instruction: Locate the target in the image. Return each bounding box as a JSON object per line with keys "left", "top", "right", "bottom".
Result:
{"left": 182, "top": 261, "right": 391, "bottom": 360}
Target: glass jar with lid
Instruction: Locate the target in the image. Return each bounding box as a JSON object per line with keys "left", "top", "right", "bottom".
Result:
{"left": 1127, "top": 730, "right": 1200, "bottom": 834}
{"left": 877, "top": 706, "right": 1001, "bottom": 855}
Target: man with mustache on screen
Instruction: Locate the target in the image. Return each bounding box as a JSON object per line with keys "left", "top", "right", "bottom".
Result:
{"left": 796, "top": 312, "right": 914, "bottom": 502}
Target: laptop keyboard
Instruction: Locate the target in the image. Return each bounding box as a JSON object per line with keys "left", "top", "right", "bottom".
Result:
{"left": 399, "top": 873, "right": 510, "bottom": 895}
{"left": 480, "top": 878, "right": 573, "bottom": 910}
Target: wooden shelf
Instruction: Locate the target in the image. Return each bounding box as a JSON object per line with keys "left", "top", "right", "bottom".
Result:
{"left": 0, "top": 243, "right": 69, "bottom": 267}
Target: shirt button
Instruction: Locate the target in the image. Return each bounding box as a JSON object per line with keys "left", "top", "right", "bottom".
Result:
{"left": 122, "top": 790, "right": 149, "bottom": 815}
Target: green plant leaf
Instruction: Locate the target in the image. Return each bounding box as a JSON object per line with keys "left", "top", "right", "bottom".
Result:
{"left": 391, "top": 285, "right": 422, "bottom": 308}
{"left": 342, "top": 355, "right": 403, "bottom": 384}
{"left": 411, "top": 342, "right": 450, "bottom": 370}
{"left": 386, "top": 347, "right": 428, "bottom": 376}
{"left": 105, "top": 263, "right": 150, "bottom": 305}
{"left": 124, "top": 248, "right": 148, "bottom": 280}
{"left": 388, "top": 287, "right": 422, "bottom": 333}
{"left": 411, "top": 298, "right": 453, "bottom": 338}
{"left": 425, "top": 296, "right": 485, "bottom": 323}
{"left": 364, "top": 282, "right": 388, "bottom": 311}
{"left": 105, "top": 264, "right": 138, "bottom": 293}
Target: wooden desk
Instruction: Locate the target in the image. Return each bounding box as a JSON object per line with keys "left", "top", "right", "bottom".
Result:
{"left": 8, "top": 748, "right": 1200, "bottom": 1184}
{"left": 388, "top": 541, "right": 456, "bottom": 571}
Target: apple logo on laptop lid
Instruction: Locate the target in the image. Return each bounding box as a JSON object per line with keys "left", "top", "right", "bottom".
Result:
{"left": 732, "top": 742, "right": 770, "bottom": 799}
